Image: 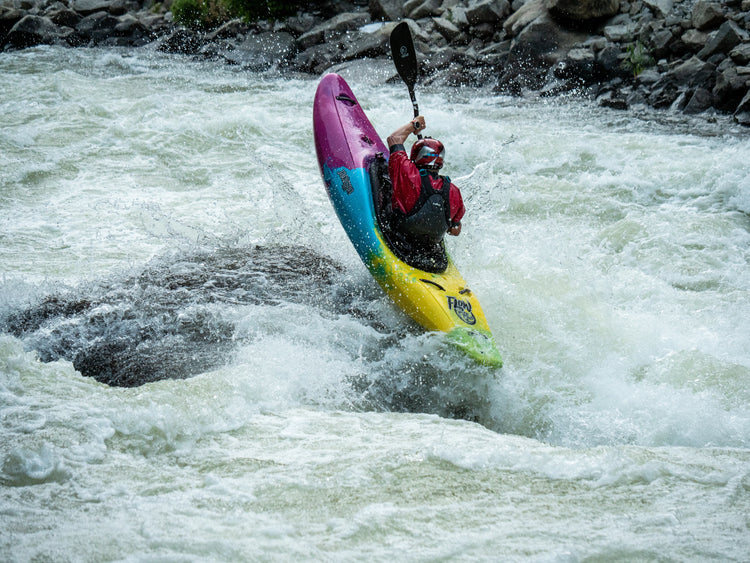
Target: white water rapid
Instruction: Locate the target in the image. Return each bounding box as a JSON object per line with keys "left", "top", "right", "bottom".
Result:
{"left": 2, "top": 46, "right": 749, "bottom": 561}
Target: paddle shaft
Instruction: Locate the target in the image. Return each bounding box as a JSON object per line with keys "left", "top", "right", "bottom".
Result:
{"left": 409, "top": 90, "right": 422, "bottom": 139}
{"left": 391, "top": 22, "right": 423, "bottom": 140}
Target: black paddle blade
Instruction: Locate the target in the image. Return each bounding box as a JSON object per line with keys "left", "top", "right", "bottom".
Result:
{"left": 390, "top": 21, "right": 418, "bottom": 91}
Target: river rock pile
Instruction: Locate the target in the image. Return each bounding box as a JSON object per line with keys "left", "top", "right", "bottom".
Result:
{"left": 2, "top": 0, "right": 749, "bottom": 125}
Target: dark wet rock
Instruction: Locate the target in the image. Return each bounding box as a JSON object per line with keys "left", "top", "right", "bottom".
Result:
{"left": 504, "top": 0, "right": 544, "bottom": 36}
{"left": 3, "top": 14, "right": 69, "bottom": 49}
{"left": 1, "top": 6, "right": 25, "bottom": 37}
{"left": 113, "top": 13, "right": 151, "bottom": 45}
{"left": 645, "top": 0, "right": 674, "bottom": 18}
{"left": 667, "top": 56, "right": 717, "bottom": 88}
{"left": 2, "top": 0, "right": 750, "bottom": 125}
{"left": 683, "top": 86, "right": 715, "bottom": 113}
{"left": 204, "top": 18, "right": 251, "bottom": 42}
{"left": 734, "top": 90, "right": 750, "bottom": 125}
{"left": 405, "top": 0, "right": 442, "bottom": 20}
{"left": 433, "top": 16, "right": 461, "bottom": 41}
{"left": 681, "top": 28, "right": 708, "bottom": 52}
{"left": 545, "top": 0, "right": 620, "bottom": 22}
{"left": 697, "top": 20, "right": 749, "bottom": 60}
{"left": 713, "top": 63, "right": 750, "bottom": 111}
{"left": 466, "top": 0, "right": 510, "bottom": 25}
{"left": 291, "top": 41, "right": 342, "bottom": 74}
{"left": 555, "top": 47, "right": 596, "bottom": 82}
{"left": 341, "top": 22, "right": 394, "bottom": 60}
{"left": 691, "top": 0, "right": 725, "bottom": 30}
{"left": 224, "top": 30, "right": 296, "bottom": 70}
{"left": 157, "top": 28, "right": 204, "bottom": 54}
{"left": 369, "top": 0, "right": 404, "bottom": 21}
{"left": 296, "top": 11, "right": 370, "bottom": 50}
{"left": 597, "top": 88, "right": 629, "bottom": 109}
{"left": 3, "top": 245, "right": 351, "bottom": 387}
{"left": 730, "top": 42, "right": 750, "bottom": 64}
{"left": 47, "top": 7, "right": 82, "bottom": 28}
{"left": 648, "top": 79, "right": 682, "bottom": 109}
{"left": 70, "top": 10, "right": 121, "bottom": 44}
{"left": 498, "top": 11, "right": 587, "bottom": 93}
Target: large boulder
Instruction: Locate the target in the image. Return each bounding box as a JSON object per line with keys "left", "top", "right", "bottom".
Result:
{"left": 369, "top": 0, "right": 404, "bottom": 21}
{"left": 644, "top": 0, "right": 673, "bottom": 17}
{"left": 554, "top": 47, "right": 597, "bottom": 82}
{"left": 325, "top": 58, "right": 398, "bottom": 85}
{"left": 713, "top": 62, "right": 750, "bottom": 111}
{"left": 404, "top": 0, "right": 442, "bottom": 20}
{"left": 433, "top": 17, "right": 461, "bottom": 41}
{"left": 71, "top": 11, "right": 121, "bottom": 45}
{"left": 730, "top": 44, "right": 750, "bottom": 65}
{"left": 113, "top": 13, "right": 150, "bottom": 45}
{"left": 224, "top": 31, "right": 296, "bottom": 70}
{"left": 498, "top": 11, "right": 587, "bottom": 92}
{"left": 204, "top": 19, "right": 251, "bottom": 42}
{"left": 697, "top": 20, "right": 749, "bottom": 61}
{"left": 504, "top": 0, "right": 545, "bottom": 36}
{"left": 291, "top": 42, "right": 341, "bottom": 74}
{"left": 3, "top": 14, "right": 69, "bottom": 49}
{"left": 157, "top": 28, "right": 204, "bottom": 55}
{"left": 681, "top": 28, "right": 708, "bottom": 53}
{"left": 341, "top": 22, "right": 396, "bottom": 61}
{"left": 733, "top": 90, "right": 750, "bottom": 125}
{"left": 691, "top": 0, "right": 724, "bottom": 31}
{"left": 47, "top": 7, "right": 82, "bottom": 28}
{"left": 683, "top": 87, "right": 714, "bottom": 114}
{"left": 466, "top": 0, "right": 510, "bottom": 25}
{"left": 1, "top": 5, "right": 26, "bottom": 36}
{"left": 69, "top": 0, "right": 116, "bottom": 16}
{"left": 544, "top": 0, "right": 620, "bottom": 22}
{"left": 666, "top": 55, "right": 716, "bottom": 88}
{"left": 296, "top": 12, "right": 371, "bottom": 50}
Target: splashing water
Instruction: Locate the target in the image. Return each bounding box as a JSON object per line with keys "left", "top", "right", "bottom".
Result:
{"left": 1, "top": 46, "right": 749, "bottom": 561}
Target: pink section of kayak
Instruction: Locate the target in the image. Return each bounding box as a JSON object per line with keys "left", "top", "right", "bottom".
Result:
{"left": 313, "top": 73, "right": 388, "bottom": 174}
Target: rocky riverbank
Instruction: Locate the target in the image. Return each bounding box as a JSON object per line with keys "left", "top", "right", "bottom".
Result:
{"left": 2, "top": 0, "right": 749, "bottom": 125}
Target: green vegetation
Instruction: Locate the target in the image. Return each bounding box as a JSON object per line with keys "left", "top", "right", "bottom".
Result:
{"left": 222, "top": 0, "right": 301, "bottom": 21}
{"left": 622, "top": 41, "right": 655, "bottom": 78}
{"left": 171, "top": 0, "right": 226, "bottom": 29}
{"left": 171, "top": 0, "right": 320, "bottom": 29}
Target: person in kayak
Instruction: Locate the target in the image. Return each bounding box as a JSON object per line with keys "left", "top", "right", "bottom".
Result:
{"left": 386, "top": 116, "right": 464, "bottom": 247}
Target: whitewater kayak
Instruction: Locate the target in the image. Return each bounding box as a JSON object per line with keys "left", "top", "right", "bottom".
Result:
{"left": 312, "top": 73, "right": 502, "bottom": 367}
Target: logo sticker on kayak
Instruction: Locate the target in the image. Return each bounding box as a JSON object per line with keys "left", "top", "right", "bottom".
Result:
{"left": 337, "top": 169, "right": 354, "bottom": 195}
{"left": 448, "top": 296, "right": 476, "bottom": 325}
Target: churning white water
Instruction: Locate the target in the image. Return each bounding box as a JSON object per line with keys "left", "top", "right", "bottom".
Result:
{"left": 1, "top": 46, "right": 749, "bottom": 561}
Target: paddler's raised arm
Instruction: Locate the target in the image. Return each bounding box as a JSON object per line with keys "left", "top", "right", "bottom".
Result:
{"left": 387, "top": 116, "right": 426, "bottom": 150}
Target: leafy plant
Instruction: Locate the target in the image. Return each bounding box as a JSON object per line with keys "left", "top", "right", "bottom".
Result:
{"left": 220, "top": 0, "right": 297, "bottom": 21}
{"left": 173, "top": 0, "right": 326, "bottom": 29}
{"left": 172, "top": 0, "right": 227, "bottom": 29}
{"left": 622, "top": 41, "right": 655, "bottom": 78}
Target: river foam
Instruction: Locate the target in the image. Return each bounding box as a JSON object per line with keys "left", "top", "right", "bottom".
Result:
{"left": 1, "top": 46, "right": 749, "bottom": 561}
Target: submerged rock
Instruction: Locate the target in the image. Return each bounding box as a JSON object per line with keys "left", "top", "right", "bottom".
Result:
{"left": 2, "top": 245, "right": 352, "bottom": 387}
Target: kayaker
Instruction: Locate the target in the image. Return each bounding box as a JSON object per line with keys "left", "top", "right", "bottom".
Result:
{"left": 386, "top": 116, "right": 464, "bottom": 247}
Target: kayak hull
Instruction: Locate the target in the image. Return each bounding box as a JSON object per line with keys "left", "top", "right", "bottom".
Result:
{"left": 313, "top": 73, "right": 502, "bottom": 367}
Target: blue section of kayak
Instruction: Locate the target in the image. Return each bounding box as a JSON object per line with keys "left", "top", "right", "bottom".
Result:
{"left": 323, "top": 162, "right": 383, "bottom": 265}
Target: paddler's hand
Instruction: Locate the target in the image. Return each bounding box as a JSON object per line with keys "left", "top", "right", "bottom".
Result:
{"left": 448, "top": 222, "right": 462, "bottom": 236}
{"left": 411, "top": 116, "right": 425, "bottom": 133}
{"left": 387, "top": 116, "right": 427, "bottom": 148}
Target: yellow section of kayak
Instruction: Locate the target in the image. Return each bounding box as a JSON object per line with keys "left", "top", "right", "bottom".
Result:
{"left": 368, "top": 231, "right": 502, "bottom": 367}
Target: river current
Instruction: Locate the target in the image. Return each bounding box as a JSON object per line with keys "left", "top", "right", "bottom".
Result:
{"left": 1, "top": 46, "right": 749, "bottom": 561}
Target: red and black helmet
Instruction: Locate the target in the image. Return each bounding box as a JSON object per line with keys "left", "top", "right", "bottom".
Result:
{"left": 410, "top": 138, "right": 445, "bottom": 170}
